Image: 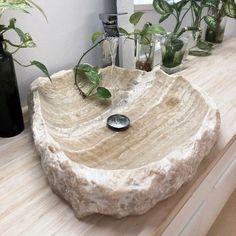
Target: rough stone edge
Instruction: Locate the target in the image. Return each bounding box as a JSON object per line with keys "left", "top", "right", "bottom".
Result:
{"left": 28, "top": 67, "right": 221, "bottom": 219}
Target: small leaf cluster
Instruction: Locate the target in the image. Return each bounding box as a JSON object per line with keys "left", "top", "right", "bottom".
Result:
{"left": 74, "top": 34, "right": 111, "bottom": 100}
{"left": 74, "top": 63, "right": 111, "bottom": 99}
{"left": 190, "top": 0, "right": 236, "bottom": 55}
{"left": 0, "top": 0, "right": 50, "bottom": 80}
{"left": 119, "top": 11, "right": 166, "bottom": 45}
{"left": 153, "top": 0, "right": 201, "bottom": 38}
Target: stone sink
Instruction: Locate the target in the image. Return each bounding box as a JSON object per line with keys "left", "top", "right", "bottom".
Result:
{"left": 29, "top": 66, "right": 220, "bottom": 219}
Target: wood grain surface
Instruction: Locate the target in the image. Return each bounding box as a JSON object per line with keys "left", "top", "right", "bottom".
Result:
{"left": 0, "top": 37, "right": 236, "bottom": 236}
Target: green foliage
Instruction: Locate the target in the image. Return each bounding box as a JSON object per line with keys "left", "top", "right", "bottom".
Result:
{"left": 129, "top": 12, "right": 145, "bottom": 26}
{"left": 119, "top": 11, "right": 166, "bottom": 38}
{"left": 97, "top": 87, "right": 112, "bottom": 99}
{"left": 0, "top": 0, "right": 50, "bottom": 80}
{"left": 189, "top": 50, "right": 211, "bottom": 56}
{"left": 118, "top": 11, "right": 166, "bottom": 67}
{"left": 153, "top": 0, "right": 173, "bottom": 15}
{"left": 159, "top": 13, "right": 170, "bottom": 23}
{"left": 161, "top": 36, "right": 186, "bottom": 68}
{"left": 74, "top": 34, "right": 111, "bottom": 99}
{"left": 196, "top": 39, "right": 213, "bottom": 50}
{"left": 118, "top": 11, "right": 166, "bottom": 47}
{"left": 30, "top": 61, "right": 51, "bottom": 81}
{"left": 203, "top": 15, "right": 218, "bottom": 31}
{"left": 91, "top": 31, "right": 104, "bottom": 44}
{"left": 224, "top": 0, "right": 236, "bottom": 18}
{"left": 74, "top": 63, "right": 111, "bottom": 99}
{"left": 153, "top": 0, "right": 200, "bottom": 38}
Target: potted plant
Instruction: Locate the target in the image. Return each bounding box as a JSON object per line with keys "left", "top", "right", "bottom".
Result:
{"left": 0, "top": 0, "right": 50, "bottom": 137}
{"left": 205, "top": 0, "right": 236, "bottom": 43}
{"left": 119, "top": 12, "right": 166, "bottom": 72}
{"left": 186, "top": 0, "right": 235, "bottom": 56}
{"left": 152, "top": 0, "right": 200, "bottom": 73}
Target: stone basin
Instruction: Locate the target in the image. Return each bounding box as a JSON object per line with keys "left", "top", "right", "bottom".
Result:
{"left": 29, "top": 66, "right": 220, "bottom": 219}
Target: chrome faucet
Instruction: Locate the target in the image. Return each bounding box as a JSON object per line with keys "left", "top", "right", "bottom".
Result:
{"left": 99, "top": 13, "right": 127, "bottom": 67}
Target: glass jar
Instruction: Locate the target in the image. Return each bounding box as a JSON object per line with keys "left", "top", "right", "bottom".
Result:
{"left": 135, "top": 34, "right": 156, "bottom": 72}
{"left": 205, "top": 16, "right": 227, "bottom": 44}
{"left": 160, "top": 34, "right": 188, "bottom": 74}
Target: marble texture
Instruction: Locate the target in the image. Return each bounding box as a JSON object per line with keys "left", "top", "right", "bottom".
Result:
{"left": 28, "top": 66, "right": 220, "bottom": 219}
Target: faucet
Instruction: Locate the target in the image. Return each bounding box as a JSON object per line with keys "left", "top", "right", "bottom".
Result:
{"left": 99, "top": 13, "right": 127, "bottom": 37}
{"left": 99, "top": 13, "right": 127, "bottom": 67}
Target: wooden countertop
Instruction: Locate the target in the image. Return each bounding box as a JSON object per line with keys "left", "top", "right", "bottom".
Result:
{"left": 1, "top": 37, "right": 236, "bottom": 236}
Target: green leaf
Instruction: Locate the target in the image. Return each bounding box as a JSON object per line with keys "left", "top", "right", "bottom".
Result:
{"left": 76, "top": 63, "right": 93, "bottom": 72}
{"left": 173, "top": 0, "right": 189, "bottom": 11}
{"left": 153, "top": 0, "right": 173, "bottom": 14}
{"left": 202, "top": 0, "right": 218, "bottom": 9}
{"left": 75, "top": 63, "right": 101, "bottom": 85}
{"left": 224, "top": 0, "right": 236, "bottom": 18}
{"left": 203, "top": 16, "right": 218, "bottom": 31}
{"left": 0, "top": 25, "right": 6, "bottom": 33}
{"left": 84, "top": 70, "right": 101, "bottom": 85}
{"left": 14, "top": 28, "right": 25, "bottom": 42}
{"left": 196, "top": 39, "right": 213, "bottom": 50}
{"left": 192, "top": 1, "right": 201, "bottom": 18}
{"left": 97, "top": 87, "right": 112, "bottom": 99}
{"left": 159, "top": 13, "right": 170, "bottom": 23}
{"left": 118, "top": 27, "right": 129, "bottom": 35}
{"left": 153, "top": 0, "right": 166, "bottom": 14}
{"left": 129, "top": 12, "right": 144, "bottom": 26}
{"left": 31, "top": 60, "right": 51, "bottom": 81}
{"left": 91, "top": 31, "right": 104, "bottom": 44}
{"left": 22, "top": 33, "right": 36, "bottom": 47}
{"left": 0, "top": 2, "right": 29, "bottom": 12}
{"left": 144, "top": 24, "right": 166, "bottom": 35}
{"left": 189, "top": 50, "right": 211, "bottom": 57}
{"left": 159, "top": 0, "right": 173, "bottom": 14}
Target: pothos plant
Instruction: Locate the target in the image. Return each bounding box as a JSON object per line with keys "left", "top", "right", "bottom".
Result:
{"left": 153, "top": 0, "right": 236, "bottom": 57}
{"left": 118, "top": 12, "right": 166, "bottom": 71}
{"left": 0, "top": 0, "right": 50, "bottom": 79}
{"left": 73, "top": 33, "right": 112, "bottom": 99}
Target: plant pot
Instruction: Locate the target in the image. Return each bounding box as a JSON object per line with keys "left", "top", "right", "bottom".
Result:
{"left": 205, "top": 16, "right": 227, "bottom": 44}
{"left": 160, "top": 35, "right": 188, "bottom": 74}
{"left": 0, "top": 36, "right": 24, "bottom": 137}
{"left": 135, "top": 35, "right": 156, "bottom": 72}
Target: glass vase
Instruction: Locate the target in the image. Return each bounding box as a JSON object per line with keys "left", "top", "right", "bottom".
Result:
{"left": 205, "top": 7, "right": 227, "bottom": 44}
{"left": 135, "top": 35, "right": 156, "bottom": 72}
{"left": 160, "top": 35, "right": 188, "bottom": 74}
{"left": 205, "top": 16, "right": 227, "bottom": 44}
{"left": 0, "top": 35, "right": 24, "bottom": 137}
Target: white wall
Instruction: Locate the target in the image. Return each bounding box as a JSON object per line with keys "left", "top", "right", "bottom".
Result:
{"left": 2, "top": 0, "right": 116, "bottom": 105}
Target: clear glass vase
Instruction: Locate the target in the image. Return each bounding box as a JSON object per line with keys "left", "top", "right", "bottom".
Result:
{"left": 160, "top": 35, "right": 188, "bottom": 74}
{"left": 135, "top": 35, "right": 156, "bottom": 72}
{"left": 205, "top": 16, "right": 227, "bottom": 44}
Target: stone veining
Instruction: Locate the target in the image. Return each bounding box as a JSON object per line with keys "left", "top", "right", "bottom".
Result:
{"left": 28, "top": 66, "right": 220, "bottom": 219}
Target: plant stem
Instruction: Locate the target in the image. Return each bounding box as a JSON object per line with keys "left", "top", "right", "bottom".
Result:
{"left": 176, "top": 26, "right": 201, "bottom": 38}
{"left": 179, "top": 6, "right": 191, "bottom": 27}
{"left": 13, "top": 58, "right": 31, "bottom": 67}
{"left": 74, "top": 38, "right": 105, "bottom": 97}
{"left": 4, "top": 39, "right": 26, "bottom": 48}
{"left": 75, "top": 38, "right": 105, "bottom": 69}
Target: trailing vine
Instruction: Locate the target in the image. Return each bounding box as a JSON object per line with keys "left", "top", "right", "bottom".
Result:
{"left": 74, "top": 34, "right": 111, "bottom": 99}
